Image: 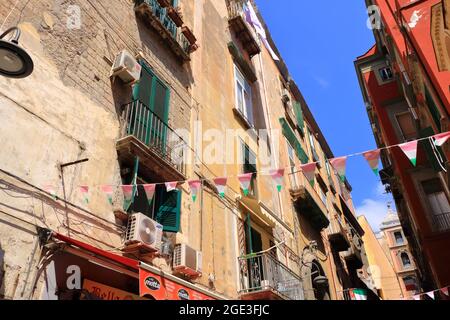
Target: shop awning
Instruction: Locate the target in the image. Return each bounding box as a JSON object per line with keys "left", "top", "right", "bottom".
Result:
{"left": 53, "top": 232, "right": 139, "bottom": 270}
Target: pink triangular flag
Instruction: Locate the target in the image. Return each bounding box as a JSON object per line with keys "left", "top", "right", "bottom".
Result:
{"left": 79, "top": 185, "right": 89, "bottom": 204}
{"left": 143, "top": 184, "right": 156, "bottom": 205}
{"left": 301, "top": 163, "right": 317, "bottom": 186}
{"left": 101, "top": 185, "right": 114, "bottom": 205}
{"left": 269, "top": 169, "right": 285, "bottom": 192}
{"left": 238, "top": 173, "right": 253, "bottom": 196}
{"left": 441, "top": 287, "right": 449, "bottom": 296}
{"left": 399, "top": 140, "right": 418, "bottom": 166}
{"left": 165, "top": 181, "right": 179, "bottom": 192}
{"left": 188, "top": 180, "right": 202, "bottom": 202}
{"left": 362, "top": 149, "right": 381, "bottom": 176}
{"left": 425, "top": 291, "right": 435, "bottom": 300}
{"left": 434, "top": 132, "right": 450, "bottom": 147}
{"left": 43, "top": 185, "right": 57, "bottom": 199}
{"left": 213, "top": 177, "right": 228, "bottom": 198}
{"left": 121, "top": 185, "right": 135, "bottom": 209}
{"left": 330, "top": 157, "right": 348, "bottom": 182}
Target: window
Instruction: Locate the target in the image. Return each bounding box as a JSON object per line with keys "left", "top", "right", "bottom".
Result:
{"left": 403, "top": 276, "right": 418, "bottom": 292}
{"left": 421, "top": 178, "right": 450, "bottom": 232}
{"left": 319, "top": 186, "right": 328, "bottom": 208}
{"left": 395, "top": 111, "right": 417, "bottom": 141}
{"left": 132, "top": 61, "right": 170, "bottom": 149}
{"left": 287, "top": 140, "right": 298, "bottom": 189}
{"left": 234, "top": 65, "right": 254, "bottom": 126}
{"left": 393, "top": 231, "right": 404, "bottom": 245}
{"left": 128, "top": 183, "right": 181, "bottom": 233}
{"left": 308, "top": 129, "right": 319, "bottom": 162}
{"left": 400, "top": 252, "right": 412, "bottom": 268}
{"left": 241, "top": 141, "right": 258, "bottom": 197}
{"left": 379, "top": 67, "right": 393, "bottom": 82}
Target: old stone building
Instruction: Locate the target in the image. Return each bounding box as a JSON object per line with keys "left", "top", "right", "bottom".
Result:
{"left": 0, "top": 0, "right": 372, "bottom": 300}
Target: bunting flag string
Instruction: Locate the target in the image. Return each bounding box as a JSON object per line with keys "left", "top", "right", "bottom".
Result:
{"left": 399, "top": 140, "right": 419, "bottom": 167}
{"left": 409, "top": 285, "right": 450, "bottom": 300}
{"left": 43, "top": 185, "right": 57, "bottom": 199}
{"left": 121, "top": 185, "right": 135, "bottom": 210}
{"left": 213, "top": 177, "right": 227, "bottom": 198}
{"left": 330, "top": 156, "right": 347, "bottom": 182}
{"left": 188, "top": 180, "right": 202, "bottom": 202}
{"left": 101, "top": 185, "right": 113, "bottom": 205}
{"left": 300, "top": 163, "right": 317, "bottom": 186}
{"left": 362, "top": 149, "right": 381, "bottom": 176}
{"left": 434, "top": 132, "right": 450, "bottom": 147}
{"left": 165, "top": 181, "right": 179, "bottom": 192}
{"left": 143, "top": 184, "right": 156, "bottom": 205}
{"left": 42, "top": 132, "right": 449, "bottom": 206}
{"left": 269, "top": 169, "right": 285, "bottom": 192}
{"left": 79, "top": 185, "right": 89, "bottom": 204}
{"left": 238, "top": 173, "right": 253, "bottom": 196}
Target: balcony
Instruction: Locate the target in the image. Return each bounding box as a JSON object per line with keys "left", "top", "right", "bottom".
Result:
{"left": 326, "top": 216, "right": 350, "bottom": 252}
{"left": 134, "top": 0, "right": 197, "bottom": 61}
{"left": 288, "top": 171, "right": 330, "bottom": 230}
{"left": 227, "top": 0, "right": 261, "bottom": 57}
{"left": 430, "top": 212, "right": 450, "bottom": 233}
{"left": 117, "top": 100, "right": 186, "bottom": 182}
{"left": 343, "top": 231, "right": 364, "bottom": 269}
{"left": 238, "top": 253, "right": 303, "bottom": 300}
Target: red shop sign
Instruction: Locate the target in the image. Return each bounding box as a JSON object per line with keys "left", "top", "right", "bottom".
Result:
{"left": 139, "top": 268, "right": 215, "bottom": 300}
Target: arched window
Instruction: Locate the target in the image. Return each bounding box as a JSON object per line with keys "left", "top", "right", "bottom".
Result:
{"left": 400, "top": 252, "right": 411, "bottom": 268}
{"left": 393, "top": 231, "right": 404, "bottom": 245}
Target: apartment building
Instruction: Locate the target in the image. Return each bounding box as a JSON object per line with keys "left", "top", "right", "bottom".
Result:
{"left": 355, "top": 0, "right": 450, "bottom": 291}
{"left": 378, "top": 206, "right": 420, "bottom": 298}
{"left": 0, "top": 0, "right": 370, "bottom": 300}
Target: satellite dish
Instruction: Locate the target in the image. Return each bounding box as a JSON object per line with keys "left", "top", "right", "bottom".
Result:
{"left": 138, "top": 218, "right": 156, "bottom": 245}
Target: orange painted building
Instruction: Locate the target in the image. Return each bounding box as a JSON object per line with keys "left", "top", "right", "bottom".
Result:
{"left": 355, "top": 0, "right": 450, "bottom": 291}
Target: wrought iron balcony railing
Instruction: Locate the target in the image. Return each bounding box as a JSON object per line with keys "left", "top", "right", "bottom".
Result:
{"left": 120, "top": 100, "right": 186, "bottom": 176}
{"left": 226, "top": 0, "right": 261, "bottom": 57}
{"left": 238, "top": 252, "right": 303, "bottom": 300}
{"left": 430, "top": 212, "right": 450, "bottom": 233}
{"left": 134, "top": 0, "right": 193, "bottom": 58}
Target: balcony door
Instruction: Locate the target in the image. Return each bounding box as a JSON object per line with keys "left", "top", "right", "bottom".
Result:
{"left": 133, "top": 61, "right": 170, "bottom": 150}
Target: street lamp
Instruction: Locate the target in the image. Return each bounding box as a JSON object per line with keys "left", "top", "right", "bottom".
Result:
{"left": 0, "top": 27, "right": 34, "bottom": 78}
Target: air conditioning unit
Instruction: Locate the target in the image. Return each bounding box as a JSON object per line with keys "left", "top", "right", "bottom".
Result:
{"left": 173, "top": 243, "right": 202, "bottom": 277}
{"left": 281, "top": 89, "right": 291, "bottom": 103}
{"left": 124, "top": 213, "right": 163, "bottom": 252}
{"left": 111, "top": 49, "right": 142, "bottom": 84}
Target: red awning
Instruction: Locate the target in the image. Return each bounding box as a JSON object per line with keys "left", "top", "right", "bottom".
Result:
{"left": 53, "top": 232, "right": 139, "bottom": 270}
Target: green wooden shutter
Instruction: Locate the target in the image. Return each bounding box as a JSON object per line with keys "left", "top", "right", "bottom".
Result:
{"left": 155, "top": 189, "right": 181, "bottom": 232}
{"left": 293, "top": 101, "right": 305, "bottom": 133}
{"left": 279, "top": 117, "right": 309, "bottom": 164}
{"left": 419, "top": 126, "right": 445, "bottom": 172}
{"left": 136, "top": 61, "right": 154, "bottom": 107}
{"left": 424, "top": 87, "right": 442, "bottom": 131}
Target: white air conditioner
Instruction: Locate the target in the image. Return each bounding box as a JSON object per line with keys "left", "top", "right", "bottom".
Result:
{"left": 124, "top": 213, "right": 163, "bottom": 252}
{"left": 111, "top": 49, "right": 142, "bottom": 84}
{"left": 173, "top": 243, "right": 202, "bottom": 277}
{"left": 281, "top": 88, "right": 291, "bottom": 103}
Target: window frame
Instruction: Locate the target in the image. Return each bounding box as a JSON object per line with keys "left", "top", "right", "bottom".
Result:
{"left": 234, "top": 64, "right": 254, "bottom": 126}
{"left": 394, "top": 111, "right": 417, "bottom": 142}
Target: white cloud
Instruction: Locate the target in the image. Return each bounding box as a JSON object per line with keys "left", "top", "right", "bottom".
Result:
{"left": 312, "top": 75, "right": 330, "bottom": 89}
{"left": 355, "top": 182, "right": 393, "bottom": 232}
{"left": 355, "top": 198, "right": 388, "bottom": 232}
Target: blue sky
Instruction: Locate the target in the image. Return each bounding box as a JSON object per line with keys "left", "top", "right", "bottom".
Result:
{"left": 256, "top": 0, "right": 393, "bottom": 231}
